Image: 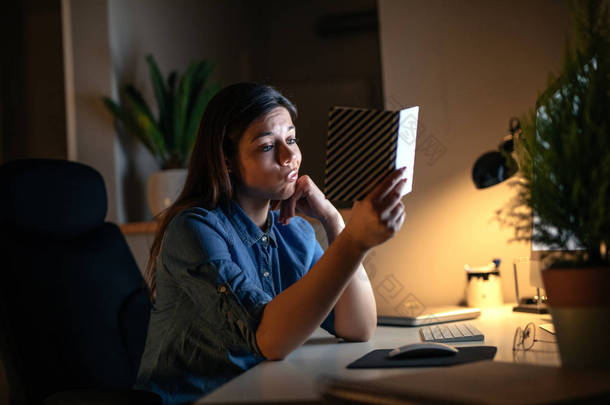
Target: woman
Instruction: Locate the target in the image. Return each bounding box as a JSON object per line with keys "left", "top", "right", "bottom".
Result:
{"left": 135, "top": 83, "right": 406, "bottom": 404}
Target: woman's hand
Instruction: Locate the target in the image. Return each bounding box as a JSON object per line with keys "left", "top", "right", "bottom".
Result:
{"left": 272, "top": 175, "right": 337, "bottom": 226}
{"left": 342, "top": 167, "right": 407, "bottom": 251}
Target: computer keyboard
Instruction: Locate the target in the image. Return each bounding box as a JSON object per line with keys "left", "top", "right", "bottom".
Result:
{"left": 419, "top": 322, "right": 484, "bottom": 343}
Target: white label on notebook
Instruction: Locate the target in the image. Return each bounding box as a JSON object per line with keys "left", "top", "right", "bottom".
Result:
{"left": 396, "top": 106, "right": 419, "bottom": 195}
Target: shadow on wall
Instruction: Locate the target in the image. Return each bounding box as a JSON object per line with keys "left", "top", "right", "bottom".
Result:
{"left": 116, "top": 130, "right": 148, "bottom": 221}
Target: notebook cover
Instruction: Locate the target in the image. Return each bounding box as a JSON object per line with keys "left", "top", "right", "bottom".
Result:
{"left": 323, "top": 106, "right": 418, "bottom": 202}
{"left": 347, "top": 346, "right": 496, "bottom": 369}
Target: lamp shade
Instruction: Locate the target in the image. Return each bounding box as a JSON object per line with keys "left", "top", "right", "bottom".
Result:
{"left": 472, "top": 151, "right": 518, "bottom": 189}
{"left": 472, "top": 118, "right": 520, "bottom": 189}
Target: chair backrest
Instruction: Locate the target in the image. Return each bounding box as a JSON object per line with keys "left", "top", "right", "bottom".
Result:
{"left": 0, "top": 159, "right": 151, "bottom": 404}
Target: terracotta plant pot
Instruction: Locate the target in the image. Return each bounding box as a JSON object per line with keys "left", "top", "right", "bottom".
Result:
{"left": 541, "top": 267, "right": 610, "bottom": 369}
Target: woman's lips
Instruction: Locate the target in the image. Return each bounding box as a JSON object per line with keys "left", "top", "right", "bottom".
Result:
{"left": 287, "top": 170, "right": 298, "bottom": 182}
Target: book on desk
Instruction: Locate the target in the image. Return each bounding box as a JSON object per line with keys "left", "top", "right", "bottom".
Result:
{"left": 321, "top": 360, "right": 610, "bottom": 405}
{"left": 377, "top": 306, "right": 481, "bottom": 327}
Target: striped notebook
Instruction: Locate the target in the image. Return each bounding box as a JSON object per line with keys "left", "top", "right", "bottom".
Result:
{"left": 323, "top": 106, "right": 419, "bottom": 202}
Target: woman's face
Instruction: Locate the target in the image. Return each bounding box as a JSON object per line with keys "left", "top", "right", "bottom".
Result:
{"left": 234, "top": 106, "right": 301, "bottom": 202}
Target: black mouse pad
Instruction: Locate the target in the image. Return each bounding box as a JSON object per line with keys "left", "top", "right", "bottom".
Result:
{"left": 347, "top": 346, "right": 497, "bottom": 369}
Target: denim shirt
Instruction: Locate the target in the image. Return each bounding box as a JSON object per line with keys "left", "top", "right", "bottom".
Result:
{"left": 135, "top": 201, "right": 336, "bottom": 405}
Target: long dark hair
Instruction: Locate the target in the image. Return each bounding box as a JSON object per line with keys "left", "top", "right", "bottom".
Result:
{"left": 145, "top": 83, "right": 297, "bottom": 297}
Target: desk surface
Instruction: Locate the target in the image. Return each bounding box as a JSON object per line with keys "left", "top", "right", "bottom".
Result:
{"left": 196, "top": 306, "right": 559, "bottom": 404}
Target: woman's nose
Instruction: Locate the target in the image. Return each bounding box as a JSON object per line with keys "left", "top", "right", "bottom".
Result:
{"left": 278, "top": 143, "right": 296, "bottom": 166}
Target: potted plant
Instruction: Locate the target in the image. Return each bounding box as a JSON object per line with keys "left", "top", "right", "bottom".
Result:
{"left": 507, "top": 0, "right": 609, "bottom": 368}
{"left": 103, "top": 55, "right": 219, "bottom": 216}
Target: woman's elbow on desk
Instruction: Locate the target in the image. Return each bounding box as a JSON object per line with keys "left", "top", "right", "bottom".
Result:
{"left": 334, "top": 294, "right": 378, "bottom": 342}
{"left": 335, "top": 322, "right": 376, "bottom": 342}
{"left": 257, "top": 342, "right": 286, "bottom": 361}
{"left": 257, "top": 326, "right": 375, "bottom": 361}
{"left": 256, "top": 329, "right": 289, "bottom": 361}
{"left": 260, "top": 350, "right": 287, "bottom": 361}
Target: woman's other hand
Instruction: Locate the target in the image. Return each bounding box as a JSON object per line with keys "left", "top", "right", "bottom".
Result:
{"left": 273, "top": 175, "right": 337, "bottom": 226}
{"left": 343, "top": 167, "right": 407, "bottom": 250}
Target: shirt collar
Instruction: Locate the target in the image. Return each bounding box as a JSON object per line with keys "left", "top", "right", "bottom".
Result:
{"left": 226, "top": 201, "right": 278, "bottom": 247}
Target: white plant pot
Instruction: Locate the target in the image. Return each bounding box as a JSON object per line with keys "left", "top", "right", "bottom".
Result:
{"left": 146, "top": 169, "right": 187, "bottom": 217}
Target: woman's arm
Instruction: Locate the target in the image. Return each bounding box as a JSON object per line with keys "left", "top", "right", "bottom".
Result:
{"left": 256, "top": 168, "right": 406, "bottom": 360}
{"left": 319, "top": 210, "right": 377, "bottom": 341}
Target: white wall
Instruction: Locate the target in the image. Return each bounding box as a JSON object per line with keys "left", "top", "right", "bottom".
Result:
{"left": 372, "top": 0, "right": 572, "bottom": 308}
{"left": 65, "top": 0, "right": 119, "bottom": 222}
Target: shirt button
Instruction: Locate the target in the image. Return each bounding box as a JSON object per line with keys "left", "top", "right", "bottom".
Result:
{"left": 218, "top": 285, "right": 227, "bottom": 293}
{"left": 261, "top": 235, "right": 268, "bottom": 243}
{"left": 263, "top": 271, "right": 270, "bottom": 278}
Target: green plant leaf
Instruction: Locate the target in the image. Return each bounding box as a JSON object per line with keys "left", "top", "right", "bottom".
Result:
{"left": 103, "top": 96, "right": 156, "bottom": 156}
{"left": 125, "top": 85, "right": 155, "bottom": 124}
{"left": 193, "top": 61, "right": 214, "bottom": 85}
{"left": 167, "top": 71, "right": 177, "bottom": 93}
{"left": 180, "top": 61, "right": 216, "bottom": 161}
{"left": 104, "top": 56, "right": 218, "bottom": 170}
{"left": 160, "top": 71, "right": 177, "bottom": 151}
{"left": 190, "top": 61, "right": 215, "bottom": 109}
{"left": 124, "top": 91, "right": 168, "bottom": 164}
{"left": 182, "top": 82, "right": 221, "bottom": 160}
{"left": 146, "top": 55, "right": 171, "bottom": 138}
{"left": 175, "top": 62, "right": 199, "bottom": 157}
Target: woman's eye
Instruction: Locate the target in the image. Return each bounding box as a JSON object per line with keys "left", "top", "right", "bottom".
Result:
{"left": 262, "top": 144, "right": 273, "bottom": 152}
{"left": 287, "top": 137, "right": 298, "bottom": 144}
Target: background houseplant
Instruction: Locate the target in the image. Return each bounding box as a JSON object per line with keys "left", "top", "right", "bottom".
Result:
{"left": 507, "top": 0, "right": 609, "bottom": 368}
{"left": 103, "top": 55, "right": 219, "bottom": 216}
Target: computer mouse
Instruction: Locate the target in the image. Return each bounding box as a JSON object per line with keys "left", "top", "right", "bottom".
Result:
{"left": 386, "top": 342, "right": 459, "bottom": 359}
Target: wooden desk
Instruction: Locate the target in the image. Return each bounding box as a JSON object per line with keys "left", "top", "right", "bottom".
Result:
{"left": 119, "top": 221, "right": 158, "bottom": 235}
{"left": 195, "top": 306, "right": 558, "bottom": 404}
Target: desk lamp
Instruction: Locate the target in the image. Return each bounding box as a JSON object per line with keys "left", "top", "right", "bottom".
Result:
{"left": 471, "top": 118, "right": 520, "bottom": 189}
{"left": 471, "top": 118, "right": 548, "bottom": 314}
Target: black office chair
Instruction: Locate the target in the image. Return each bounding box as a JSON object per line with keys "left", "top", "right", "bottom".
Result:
{"left": 0, "top": 159, "right": 159, "bottom": 404}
